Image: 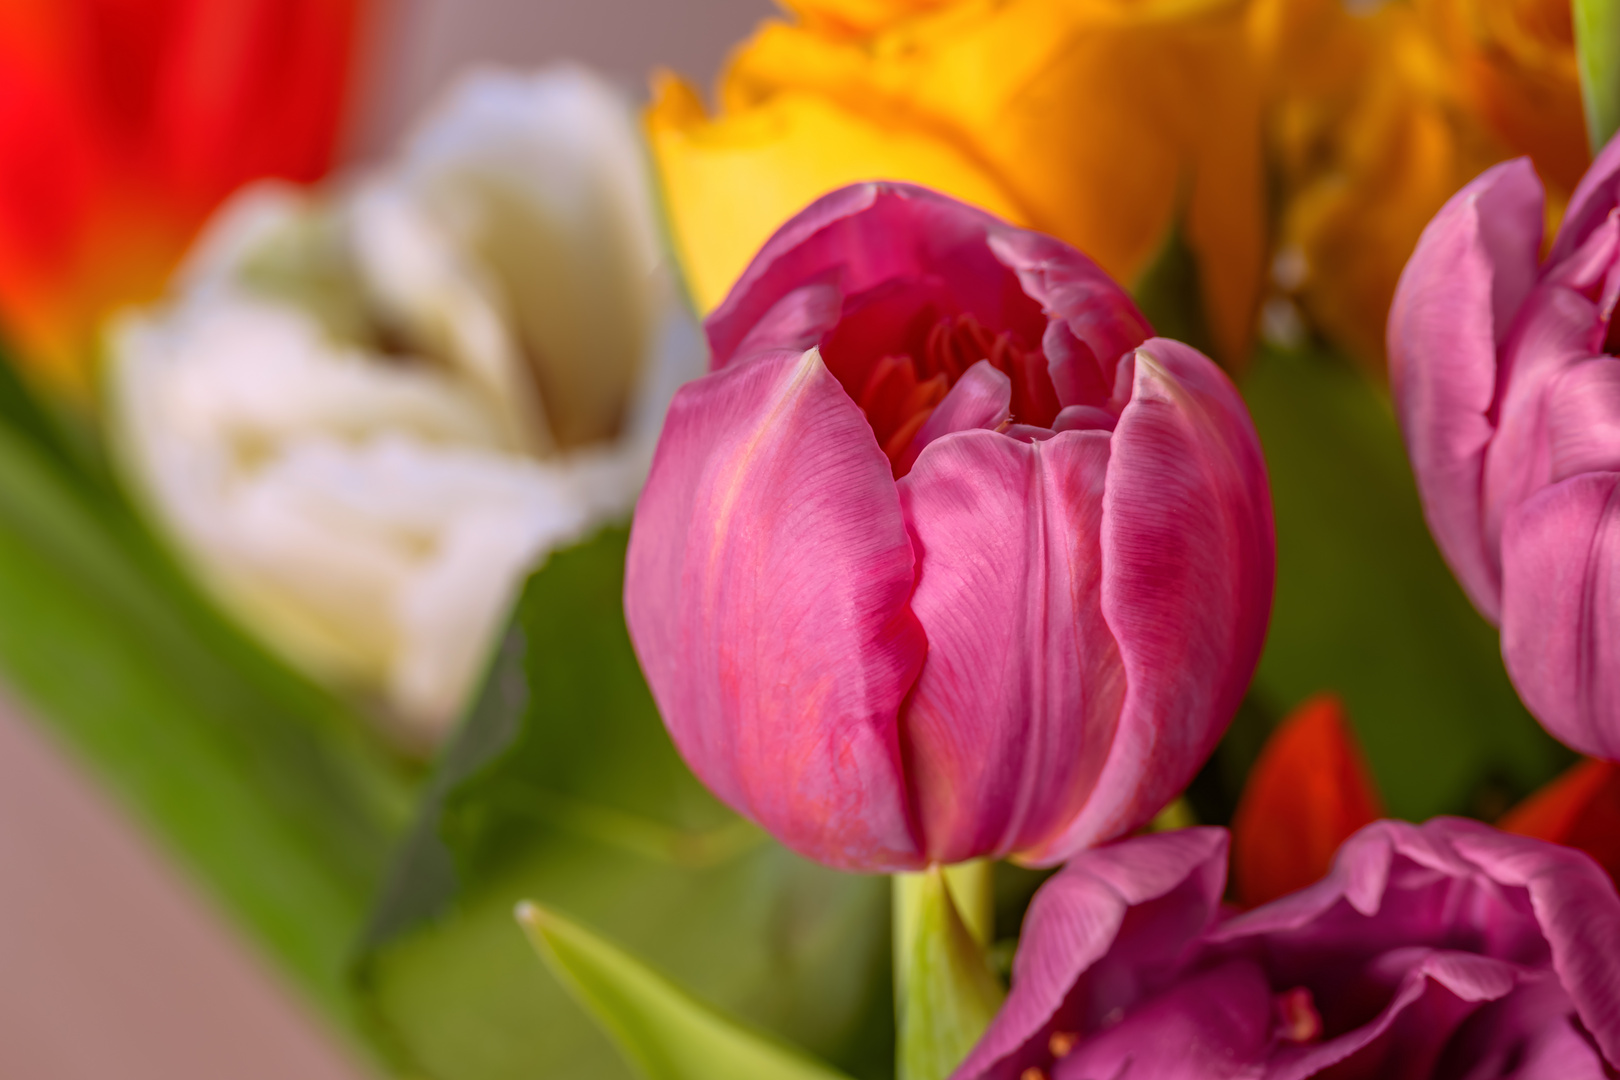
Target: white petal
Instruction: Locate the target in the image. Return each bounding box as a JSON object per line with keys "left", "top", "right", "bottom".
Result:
{"left": 106, "top": 65, "right": 706, "bottom": 744}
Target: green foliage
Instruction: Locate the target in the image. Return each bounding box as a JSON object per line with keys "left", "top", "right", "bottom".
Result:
{"left": 0, "top": 344, "right": 416, "bottom": 1029}
{"left": 1131, "top": 217, "right": 1218, "bottom": 362}
{"left": 1576, "top": 0, "right": 1620, "bottom": 154}
{"left": 1240, "top": 345, "right": 1573, "bottom": 821}
{"left": 893, "top": 866, "right": 1003, "bottom": 1080}
{"left": 519, "top": 903, "right": 855, "bottom": 1080}
{"left": 354, "top": 526, "right": 893, "bottom": 1080}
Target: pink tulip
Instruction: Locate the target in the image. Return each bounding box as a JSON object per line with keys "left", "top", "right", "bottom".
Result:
{"left": 954, "top": 820, "right": 1620, "bottom": 1079}
{"left": 1390, "top": 137, "right": 1620, "bottom": 759}
{"left": 625, "top": 184, "right": 1274, "bottom": 872}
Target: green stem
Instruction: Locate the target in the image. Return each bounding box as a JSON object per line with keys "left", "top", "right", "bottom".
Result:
{"left": 892, "top": 861, "right": 1005, "bottom": 1080}
{"left": 1576, "top": 0, "right": 1620, "bottom": 155}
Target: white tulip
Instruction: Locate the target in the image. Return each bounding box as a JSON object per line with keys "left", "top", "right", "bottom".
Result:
{"left": 108, "top": 66, "right": 706, "bottom": 748}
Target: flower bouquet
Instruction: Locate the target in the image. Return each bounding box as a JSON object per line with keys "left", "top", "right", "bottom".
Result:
{"left": 0, "top": 0, "right": 1618, "bottom": 1077}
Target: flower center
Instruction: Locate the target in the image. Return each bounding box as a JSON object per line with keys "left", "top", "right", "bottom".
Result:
{"left": 1273, "top": 986, "right": 1324, "bottom": 1044}
{"left": 847, "top": 311, "right": 1057, "bottom": 474}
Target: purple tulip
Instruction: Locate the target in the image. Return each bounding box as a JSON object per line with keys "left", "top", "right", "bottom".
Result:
{"left": 1390, "top": 137, "right": 1620, "bottom": 758}
{"left": 624, "top": 183, "right": 1274, "bottom": 872}
{"left": 955, "top": 819, "right": 1620, "bottom": 1079}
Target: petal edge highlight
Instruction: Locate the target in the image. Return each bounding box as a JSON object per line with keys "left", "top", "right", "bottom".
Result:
{"left": 625, "top": 347, "right": 926, "bottom": 869}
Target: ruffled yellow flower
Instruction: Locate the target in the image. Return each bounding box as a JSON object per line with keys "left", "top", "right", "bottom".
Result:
{"left": 1257, "top": 0, "right": 1588, "bottom": 367}
{"left": 776, "top": 0, "right": 957, "bottom": 34}
{"left": 649, "top": 0, "right": 1267, "bottom": 365}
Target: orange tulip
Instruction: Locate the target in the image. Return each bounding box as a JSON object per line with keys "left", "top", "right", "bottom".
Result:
{"left": 1229, "top": 694, "right": 1382, "bottom": 907}
{"left": 0, "top": 0, "right": 369, "bottom": 395}
{"left": 1255, "top": 0, "right": 1587, "bottom": 367}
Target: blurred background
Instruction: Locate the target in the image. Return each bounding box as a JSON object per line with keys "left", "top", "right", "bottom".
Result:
{"left": 0, "top": 2, "right": 765, "bottom": 1075}
{"left": 0, "top": 0, "right": 1599, "bottom": 1074}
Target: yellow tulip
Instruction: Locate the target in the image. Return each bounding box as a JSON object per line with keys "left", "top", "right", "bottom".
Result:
{"left": 649, "top": 0, "right": 1267, "bottom": 366}
{"left": 776, "top": 0, "right": 956, "bottom": 34}
{"left": 1257, "top": 0, "right": 1588, "bottom": 367}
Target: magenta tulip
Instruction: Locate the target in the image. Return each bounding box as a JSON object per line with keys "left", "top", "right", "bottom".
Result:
{"left": 955, "top": 820, "right": 1620, "bottom": 1079}
{"left": 1390, "top": 137, "right": 1620, "bottom": 759}
{"left": 625, "top": 184, "right": 1274, "bottom": 872}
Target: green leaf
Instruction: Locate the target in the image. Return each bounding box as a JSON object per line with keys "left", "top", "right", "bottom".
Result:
{"left": 517, "top": 902, "right": 855, "bottom": 1080}
{"left": 1240, "top": 345, "right": 1573, "bottom": 820}
{"left": 355, "top": 526, "right": 893, "bottom": 1080}
{"left": 1130, "top": 216, "right": 1218, "bottom": 363}
{"left": 1576, "top": 0, "right": 1620, "bottom": 155}
{"left": 893, "top": 865, "right": 1004, "bottom": 1080}
{"left": 0, "top": 352, "right": 417, "bottom": 1030}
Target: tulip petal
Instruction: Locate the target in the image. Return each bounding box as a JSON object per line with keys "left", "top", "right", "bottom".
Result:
{"left": 1025, "top": 339, "right": 1273, "bottom": 862}
{"left": 728, "top": 279, "right": 846, "bottom": 368}
{"left": 950, "top": 828, "right": 1228, "bottom": 1080}
{"left": 393, "top": 67, "right": 663, "bottom": 452}
{"left": 1440, "top": 978, "right": 1616, "bottom": 1080}
{"left": 1050, "top": 961, "right": 1272, "bottom": 1080}
{"left": 706, "top": 184, "right": 1054, "bottom": 368}
{"left": 896, "top": 426, "right": 1120, "bottom": 863}
{"left": 1212, "top": 818, "right": 1620, "bottom": 1066}
{"left": 1263, "top": 950, "right": 1531, "bottom": 1080}
{"left": 1230, "top": 694, "right": 1383, "bottom": 909}
{"left": 1549, "top": 130, "right": 1620, "bottom": 269}
{"left": 1480, "top": 234, "right": 1616, "bottom": 554}
{"left": 1501, "top": 758, "right": 1620, "bottom": 887}
{"left": 891, "top": 360, "right": 1010, "bottom": 477}
{"left": 1388, "top": 158, "right": 1546, "bottom": 622}
{"left": 624, "top": 346, "right": 926, "bottom": 869}
{"left": 1051, "top": 406, "right": 1117, "bottom": 434}
{"left": 1448, "top": 828, "right": 1620, "bottom": 1065}
{"left": 1543, "top": 356, "right": 1620, "bottom": 483}
{"left": 1500, "top": 472, "right": 1620, "bottom": 761}
{"left": 985, "top": 229, "right": 1152, "bottom": 409}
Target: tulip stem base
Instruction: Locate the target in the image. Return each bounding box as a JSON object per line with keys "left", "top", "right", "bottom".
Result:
{"left": 893, "top": 861, "right": 1004, "bottom": 1080}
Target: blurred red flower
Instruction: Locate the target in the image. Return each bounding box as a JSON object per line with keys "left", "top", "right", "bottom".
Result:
{"left": 1230, "top": 693, "right": 1383, "bottom": 907}
{"left": 1232, "top": 692, "right": 1620, "bottom": 905}
{"left": 0, "top": 0, "right": 370, "bottom": 393}
{"left": 1501, "top": 758, "right": 1620, "bottom": 886}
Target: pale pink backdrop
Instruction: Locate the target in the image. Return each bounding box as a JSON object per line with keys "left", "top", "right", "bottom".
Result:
{"left": 0, "top": 1, "right": 769, "bottom": 1075}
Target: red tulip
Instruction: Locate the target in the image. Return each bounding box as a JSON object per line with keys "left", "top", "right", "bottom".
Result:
{"left": 0, "top": 0, "right": 368, "bottom": 391}
{"left": 1230, "top": 694, "right": 1383, "bottom": 907}
{"left": 1502, "top": 758, "right": 1620, "bottom": 886}
{"left": 625, "top": 184, "right": 1274, "bottom": 872}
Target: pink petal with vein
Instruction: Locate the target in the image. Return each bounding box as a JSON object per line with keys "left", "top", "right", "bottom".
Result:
{"left": 891, "top": 360, "right": 1011, "bottom": 477}
{"left": 1388, "top": 158, "right": 1545, "bottom": 621}
{"left": 1025, "top": 339, "right": 1273, "bottom": 862}
{"left": 624, "top": 347, "right": 926, "bottom": 869}
{"left": 1501, "top": 472, "right": 1620, "bottom": 762}
{"left": 898, "top": 427, "right": 1120, "bottom": 863}
{"left": 951, "top": 827, "right": 1228, "bottom": 1080}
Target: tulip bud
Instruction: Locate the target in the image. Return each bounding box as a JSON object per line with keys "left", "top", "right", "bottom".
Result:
{"left": 1390, "top": 135, "right": 1620, "bottom": 759}
{"left": 625, "top": 184, "right": 1275, "bottom": 872}
{"left": 109, "top": 66, "right": 705, "bottom": 746}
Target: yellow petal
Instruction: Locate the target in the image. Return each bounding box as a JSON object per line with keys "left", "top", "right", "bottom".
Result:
{"left": 647, "top": 72, "right": 1027, "bottom": 314}
{"left": 656, "top": 0, "right": 1267, "bottom": 363}
{"left": 776, "top": 0, "right": 956, "bottom": 35}
{"left": 1419, "top": 0, "right": 1588, "bottom": 191}
{"left": 1260, "top": 0, "right": 1586, "bottom": 369}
